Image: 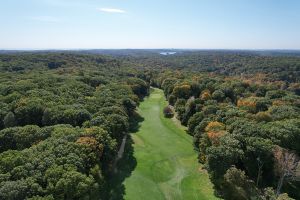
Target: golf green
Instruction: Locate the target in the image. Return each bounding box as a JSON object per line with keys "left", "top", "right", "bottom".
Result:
{"left": 123, "top": 88, "right": 219, "bottom": 200}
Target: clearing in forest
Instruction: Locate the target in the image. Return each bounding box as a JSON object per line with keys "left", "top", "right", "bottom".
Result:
{"left": 123, "top": 88, "right": 219, "bottom": 200}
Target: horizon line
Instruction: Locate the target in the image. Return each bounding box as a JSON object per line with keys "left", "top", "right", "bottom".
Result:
{"left": 1, "top": 48, "right": 300, "bottom": 51}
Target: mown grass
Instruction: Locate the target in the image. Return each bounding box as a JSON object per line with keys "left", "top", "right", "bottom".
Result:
{"left": 123, "top": 88, "right": 220, "bottom": 200}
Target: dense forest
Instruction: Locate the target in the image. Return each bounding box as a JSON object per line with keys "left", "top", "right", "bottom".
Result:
{"left": 0, "top": 53, "right": 150, "bottom": 199}
{"left": 0, "top": 50, "right": 299, "bottom": 199}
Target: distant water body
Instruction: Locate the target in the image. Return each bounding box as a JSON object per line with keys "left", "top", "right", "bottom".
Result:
{"left": 160, "top": 52, "right": 177, "bottom": 55}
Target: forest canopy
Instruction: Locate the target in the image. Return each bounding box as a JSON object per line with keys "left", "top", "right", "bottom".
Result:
{"left": 0, "top": 50, "right": 299, "bottom": 199}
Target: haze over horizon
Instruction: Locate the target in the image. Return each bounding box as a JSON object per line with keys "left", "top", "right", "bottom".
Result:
{"left": 1, "top": 0, "right": 300, "bottom": 50}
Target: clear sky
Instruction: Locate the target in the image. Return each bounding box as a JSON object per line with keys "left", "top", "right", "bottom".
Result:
{"left": 1, "top": 0, "right": 300, "bottom": 49}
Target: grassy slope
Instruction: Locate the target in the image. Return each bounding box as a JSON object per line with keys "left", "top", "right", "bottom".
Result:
{"left": 123, "top": 88, "right": 219, "bottom": 200}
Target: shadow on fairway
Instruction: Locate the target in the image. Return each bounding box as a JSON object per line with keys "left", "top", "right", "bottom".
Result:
{"left": 129, "top": 111, "right": 144, "bottom": 133}
{"left": 103, "top": 112, "right": 144, "bottom": 200}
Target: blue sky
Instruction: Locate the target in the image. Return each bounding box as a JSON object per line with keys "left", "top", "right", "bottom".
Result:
{"left": 1, "top": 0, "right": 300, "bottom": 49}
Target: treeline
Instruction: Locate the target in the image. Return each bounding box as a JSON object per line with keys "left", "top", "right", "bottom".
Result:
{"left": 0, "top": 53, "right": 149, "bottom": 199}
{"left": 155, "top": 70, "right": 300, "bottom": 200}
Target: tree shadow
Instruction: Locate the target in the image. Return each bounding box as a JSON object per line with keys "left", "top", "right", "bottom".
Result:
{"left": 103, "top": 137, "right": 137, "bottom": 200}
{"left": 129, "top": 111, "right": 144, "bottom": 133}
{"left": 103, "top": 111, "right": 144, "bottom": 200}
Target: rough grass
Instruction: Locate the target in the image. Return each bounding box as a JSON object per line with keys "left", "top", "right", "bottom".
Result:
{"left": 123, "top": 88, "right": 220, "bottom": 200}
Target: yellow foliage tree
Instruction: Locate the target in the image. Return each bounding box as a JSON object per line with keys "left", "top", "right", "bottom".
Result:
{"left": 172, "top": 84, "right": 191, "bottom": 98}
{"left": 205, "top": 121, "right": 225, "bottom": 132}
{"left": 272, "top": 100, "right": 285, "bottom": 106}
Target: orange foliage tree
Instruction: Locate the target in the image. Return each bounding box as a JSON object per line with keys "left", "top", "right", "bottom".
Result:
{"left": 200, "top": 89, "right": 211, "bottom": 101}
{"left": 237, "top": 97, "right": 257, "bottom": 113}
{"left": 205, "top": 121, "right": 226, "bottom": 145}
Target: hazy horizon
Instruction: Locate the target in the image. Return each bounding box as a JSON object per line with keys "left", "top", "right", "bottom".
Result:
{"left": 1, "top": 48, "right": 300, "bottom": 51}
{"left": 1, "top": 0, "right": 300, "bottom": 49}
